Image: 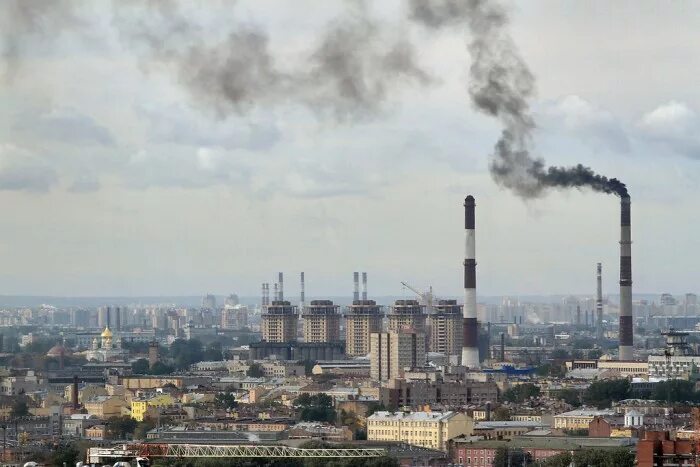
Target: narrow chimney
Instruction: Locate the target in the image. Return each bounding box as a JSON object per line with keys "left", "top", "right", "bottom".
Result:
{"left": 362, "top": 272, "right": 368, "bottom": 301}
{"left": 576, "top": 305, "right": 581, "bottom": 326}
{"left": 278, "top": 272, "right": 284, "bottom": 301}
{"left": 500, "top": 332, "right": 505, "bottom": 362}
{"left": 462, "top": 195, "right": 480, "bottom": 368}
{"left": 353, "top": 272, "right": 360, "bottom": 302}
{"left": 273, "top": 283, "right": 279, "bottom": 302}
{"left": 619, "top": 196, "right": 633, "bottom": 360}
{"left": 300, "top": 272, "right": 305, "bottom": 307}
{"left": 72, "top": 375, "right": 79, "bottom": 409}
{"left": 596, "top": 263, "right": 603, "bottom": 340}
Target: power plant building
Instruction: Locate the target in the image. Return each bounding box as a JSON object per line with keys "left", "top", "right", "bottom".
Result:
{"left": 344, "top": 300, "right": 383, "bottom": 357}
{"left": 302, "top": 300, "right": 341, "bottom": 343}
{"left": 261, "top": 301, "right": 298, "bottom": 343}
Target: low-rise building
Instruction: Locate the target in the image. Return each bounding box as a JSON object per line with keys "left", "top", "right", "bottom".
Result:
{"left": 473, "top": 421, "right": 549, "bottom": 440}
{"left": 379, "top": 378, "right": 498, "bottom": 408}
{"left": 131, "top": 394, "right": 176, "bottom": 421}
{"left": 553, "top": 408, "right": 616, "bottom": 430}
{"left": 83, "top": 395, "right": 129, "bottom": 418}
{"left": 367, "top": 410, "right": 473, "bottom": 451}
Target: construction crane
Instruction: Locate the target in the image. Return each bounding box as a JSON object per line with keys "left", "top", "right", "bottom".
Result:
{"left": 401, "top": 282, "right": 440, "bottom": 313}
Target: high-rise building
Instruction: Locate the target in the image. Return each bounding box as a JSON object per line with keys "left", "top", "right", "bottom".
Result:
{"left": 370, "top": 331, "right": 426, "bottom": 381}
{"left": 344, "top": 300, "right": 383, "bottom": 357}
{"left": 387, "top": 300, "right": 426, "bottom": 334}
{"left": 302, "top": 300, "right": 341, "bottom": 343}
{"left": 428, "top": 300, "right": 463, "bottom": 360}
{"left": 202, "top": 294, "right": 217, "bottom": 309}
{"left": 221, "top": 305, "right": 248, "bottom": 330}
{"left": 261, "top": 301, "right": 298, "bottom": 343}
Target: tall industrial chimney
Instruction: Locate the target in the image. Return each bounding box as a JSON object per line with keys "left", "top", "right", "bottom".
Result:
{"left": 273, "top": 283, "right": 279, "bottom": 302}
{"left": 596, "top": 263, "right": 603, "bottom": 340}
{"left": 619, "top": 196, "right": 633, "bottom": 360}
{"left": 300, "top": 272, "right": 305, "bottom": 307}
{"left": 278, "top": 272, "right": 284, "bottom": 301}
{"left": 462, "top": 195, "right": 480, "bottom": 368}
{"left": 362, "top": 272, "right": 368, "bottom": 301}
{"left": 353, "top": 272, "right": 360, "bottom": 302}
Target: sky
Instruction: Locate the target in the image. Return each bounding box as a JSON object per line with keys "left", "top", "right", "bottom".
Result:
{"left": 0, "top": 0, "right": 699, "bottom": 298}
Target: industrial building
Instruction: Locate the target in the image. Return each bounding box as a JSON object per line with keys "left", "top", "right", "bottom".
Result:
{"left": 367, "top": 410, "right": 473, "bottom": 451}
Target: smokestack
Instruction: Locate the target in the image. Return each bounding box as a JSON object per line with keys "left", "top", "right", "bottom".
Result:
{"left": 462, "top": 195, "right": 480, "bottom": 368}
{"left": 300, "top": 272, "right": 305, "bottom": 307}
{"left": 72, "top": 375, "right": 79, "bottom": 409}
{"left": 353, "top": 272, "right": 360, "bottom": 302}
{"left": 500, "top": 332, "right": 505, "bottom": 362}
{"left": 576, "top": 305, "right": 581, "bottom": 326}
{"left": 619, "top": 196, "right": 633, "bottom": 360}
{"left": 278, "top": 272, "right": 284, "bottom": 301}
{"left": 362, "top": 272, "right": 368, "bottom": 301}
{"left": 596, "top": 263, "right": 603, "bottom": 340}
{"left": 273, "top": 283, "right": 279, "bottom": 302}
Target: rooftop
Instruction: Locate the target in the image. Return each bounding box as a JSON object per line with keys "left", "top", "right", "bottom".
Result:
{"left": 369, "top": 411, "right": 456, "bottom": 422}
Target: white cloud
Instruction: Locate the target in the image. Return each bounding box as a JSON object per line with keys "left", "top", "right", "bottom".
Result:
{"left": 539, "top": 95, "right": 630, "bottom": 153}
{"left": 638, "top": 101, "right": 700, "bottom": 158}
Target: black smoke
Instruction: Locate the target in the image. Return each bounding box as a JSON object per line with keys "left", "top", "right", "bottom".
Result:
{"left": 409, "top": 0, "right": 628, "bottom": 198}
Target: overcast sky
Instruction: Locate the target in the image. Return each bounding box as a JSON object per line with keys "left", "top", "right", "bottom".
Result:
{"left": 0, "top": 1, "right": 698, "bottom": 298}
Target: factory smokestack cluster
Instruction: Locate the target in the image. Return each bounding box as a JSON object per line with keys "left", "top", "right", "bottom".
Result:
{"left": 619, "top": 196, "right": 633, "bottom": 360}
{"left": 462, "top": 195, "right": 480, "bottom": 368}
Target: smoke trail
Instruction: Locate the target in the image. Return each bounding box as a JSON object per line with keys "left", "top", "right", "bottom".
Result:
{"left": 0, "top": 0, "right": 80, "bottom": 80}
{"left": 112, "top": 1, "right": 431, "bottom": 121}
{"left": 409, "top": 0, "right": 628, "bottom": 198}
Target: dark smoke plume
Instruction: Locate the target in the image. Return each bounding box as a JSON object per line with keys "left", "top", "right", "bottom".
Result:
{"left": 410, "top": 0, "right": 628, "bottom": 198}
{"left": 112, "top": 1, "right": 431, "bottom": 121}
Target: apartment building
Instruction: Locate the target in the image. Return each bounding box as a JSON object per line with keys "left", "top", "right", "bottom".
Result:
{"left": 370, "top": 331, "right": 426, "bottom": 381}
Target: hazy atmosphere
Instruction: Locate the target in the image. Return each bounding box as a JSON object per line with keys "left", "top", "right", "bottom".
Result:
{"left": 1, "top": 1, "right": 698, "bottom": 297}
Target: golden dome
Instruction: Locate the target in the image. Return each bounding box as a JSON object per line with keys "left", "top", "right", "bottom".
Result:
{"left": 101, "top": 326, "right": 113, "bottom": 338}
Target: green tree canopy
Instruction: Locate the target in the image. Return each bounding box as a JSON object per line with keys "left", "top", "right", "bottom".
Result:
{"left": 503, "top": 383, "right": 540, "bottom": 403}
{"left": 583, "top": 379, "right": 631, "bottom": 409}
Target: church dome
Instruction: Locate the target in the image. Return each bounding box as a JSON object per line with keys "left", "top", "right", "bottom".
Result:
{"left": 101, "top": 327, "right": 113, "bottom": 338}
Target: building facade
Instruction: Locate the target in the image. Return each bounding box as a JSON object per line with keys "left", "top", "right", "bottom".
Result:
{"left": 261, "top": 301, "right": 298, "bottom": 343}
{"left": 302, "top": 300, "right": 341, "bottom": 343}
{"left": 344, "top": 300, "right": 383, "bottom": 357}
{"left": 370, "top": 331, "right": 426, "bottom": 381}
{"left": 387, "top": 300, "right": 426, "bottom": 334}
{"left": 428, "top": 300, "right": 463, "bottom": 359}
{"left": 367, "top": 410, "right": 473, "bottom": 451}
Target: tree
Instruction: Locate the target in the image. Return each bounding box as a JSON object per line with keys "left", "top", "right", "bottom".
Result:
{"left": 295, "top": 394, "right": 336, "bottom": 423}
{"left": 150, "top": 361, "right": 174, "bottom": 375}
{"left": 134, "top": 419, "right": 156, "bottom": 440}
{"left": 215, "top": 392, "right": 238, "bottom": 410}
{"left": 106, "top": 416, "right": 138, "bottom": 440}
{"left": 132, "top": 358, "right": 150, "bottom": 374}
{"left": 573, "top": 447, "right": 634, "bottom": 467}
{"left": 365, "top": 402, "right": 386, "bottom": 417}
{"left": 247, "top": 363, "right": 264, "bottom": 378}
{"left": 169, "top": 338, "right": 204, "bottom": 369}
{"left": 493, "top": 406, "right": 511, "bottom": 421}
{"left": 203, "top": 342, "right": 223, "bottom": 361}
{"left": 493, "top": 447, "right": 528, "bottom": 467}
{"left": 539, "top": 452, "right": 572, "bottom": 467}
{"left": 50, "top": 444, "right": 80, "bottom": 467}
{"left": 556, "top": 388, "right": 581, "bottom": 408}
{"left": 10, "top": 400, "right": 28, "bottom": 418}
{"left": 503, "top": 383, "right": 540, "bottom": 403}
{"left": 651, "top": 379, "right": 698, "bottom": 403}
{"left": 583, "top": 379, "right": 631, "bottom": 409}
